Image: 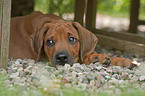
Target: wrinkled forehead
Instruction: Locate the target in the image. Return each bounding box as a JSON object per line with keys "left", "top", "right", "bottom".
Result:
{"left": 45, "top": 21, "right": 78, "bottom": 37}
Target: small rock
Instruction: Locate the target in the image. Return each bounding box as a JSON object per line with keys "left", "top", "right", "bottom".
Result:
{"left": 17, "top": 67, "right": 23, "bottom": 72}
{"left": 76, "top": 73, "right": 83, "bottom": 77}
{"left": 106, "top": 67, "right": 113, "bottom": 73}
{"left": 95, "top": 80, "right": 101, "bottom": 87}
{"left": 64, "top": 83, "right": 71, "bottom": 88}
{"left": 118, "top": 80, "right": 125, "bottom": 85}
{"left": 96, "top": 74, "right": 105, "bottom": 84}
{"left": 108, "top": 78, "right": 119, "bottom": 86}
{"left": 72, "top": 63, "right": 81, "bottom": 68}
{"left": 85, "top": 73, "right": 95, "bottom": 80}
{"left": 82, "top": 77, "right": 89, "bottom": 84}
{"left": 10, "top": 72, "right": 19, "bottom": 78}
{"left": 109, "top": 85, "right": 115, "bottom": 88}
{"left": 64, "top": 64, "right": 70, "bottom": 70}
{"left": 122, "top": 73, "right": 130, "bottom": 80}
{"left": 131, "top": 76, "right": 138, "bottom": 81}
{"left": 61, "top": 78, "right": 68, "bottom": 83}
{"left": 139, "top": 75, "right": 145, "bottom": 81}
{"left": 96, "top": 66, "right": 102, "bottom": 70}
{"left": 16, "top": 59, "right": 23, "bottom": 64}
{"left": 0, "top": 68, "right": 7, "bottom": 74}
{"left": 15, "top": 61, "right": 20, "bottom": 65}
{"left": 85, "top": 68, "right": 91, "bottom": 72}
{"left": 112, "top": 74, "right": 120, "bottom": 79}
{"left": 89, "top": 80, "right": 95, "bottom": 87}
{"left": 105, "top": 76, "right": 111, "bottom": 80}
{"left": 27, "top": 59, "right": 35, "bottom": 64}
{"left": 71, "top": 71, "right": 77, "bottom": 78}
{"left": 135, "top": 70, "right": 142, "bottom": 76}
{"left": 79, "top": 83, "right": 88, "bottom": 90}
{"left": 88, "top": 65, "right": 94, "bottom": 70}
{"left": 141, "top": 83, "right": 145, "bottom": 90}
{"left": 22, "top": 63, "right": 28, "bottom": 69}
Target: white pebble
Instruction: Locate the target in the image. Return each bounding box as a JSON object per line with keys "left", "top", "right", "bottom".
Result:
{"left": 15, "top": 61, "right": 20, "bottom": 65}
{"left": 10, "top": 72, "right": 19, "bottom": 78}
{"left": 139, "top": 75, "right": 145, "bottom": 81}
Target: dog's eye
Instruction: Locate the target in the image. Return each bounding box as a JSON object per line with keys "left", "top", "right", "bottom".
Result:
{"left": 68, "top": 37, "right": 77, "bottom": 44}
{"left": 46, "top": 39, "right": 54, "bottom": 47}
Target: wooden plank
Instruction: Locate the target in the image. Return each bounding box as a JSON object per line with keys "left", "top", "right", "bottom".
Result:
{"left": 85, "top": 0, "right": 97, "bottom": 30}
{"left": 0, "top": 0, "right": 2, "bottom": 51}
{"left": 92, "top": 29, "right": 145, "bottom": 45}
{"left": 139, "top": 20, "right": 145, "bottom": 25}
{"left": 0, "top": 0, "right": 3, "bottom": 64}
{"left": 95, "top": 34, "right": 145, "bottom": 56}
{"left": 0, "top": 0, "right": 11, "bottom": 69}
{"left": 74, "top": 0, "right": 85, "bottom": 26}
{"left": 128, "top": 0, "right": 140, "bottom": 34}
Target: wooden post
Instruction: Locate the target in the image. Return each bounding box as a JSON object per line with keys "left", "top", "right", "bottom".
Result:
{"left": 0, "top": 0, "right": 2, "bottom": 49}
{"left": 128, "top": 0, "right": 140, "bottom": 34}
{"left": 0, "top": 0, "right": 11, "bottom": 69}
{"left": 74, "top": 0, "right": 85, "bottom": 26}
{"left": 85, "top": 0, "right": 97, "bottom": 30}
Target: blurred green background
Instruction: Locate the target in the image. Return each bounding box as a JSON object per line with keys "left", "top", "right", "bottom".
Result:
{"left": 12, "top": 0, "right": 145, "bottom": 20}
{"left": 33, "top": 0, "right": 145, "bottom": 19}
{"left": 34, "top": 0, "right": 74, "bottom": 17}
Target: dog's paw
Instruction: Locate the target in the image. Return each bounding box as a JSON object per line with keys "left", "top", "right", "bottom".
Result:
{"left": 93, "top": 55, "right": 111, "bottom": 67}
{"left": 110, "top": 57, "right": 140, "bottom": 69}
{"left": 83, "top": 53, "right": 111, "bottom": 66}
{"left": 128, "top": 61, "right": 140, "bottom": 70}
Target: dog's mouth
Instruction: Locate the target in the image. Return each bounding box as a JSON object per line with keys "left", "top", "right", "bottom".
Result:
{"left": 51, "top": 50, "right": 74, "bottom": 66}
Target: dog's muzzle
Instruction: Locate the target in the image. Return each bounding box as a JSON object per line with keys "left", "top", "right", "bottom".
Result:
{"left": 52, "top": 50, "right": 74, "bottom": 66}
{"left": 55, "top": 53, "right": 68, "bottom": 65}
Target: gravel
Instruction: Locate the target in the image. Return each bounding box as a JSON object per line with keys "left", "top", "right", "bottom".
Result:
{"left": 0, "top": 45, "right": 145, "bottom": 95}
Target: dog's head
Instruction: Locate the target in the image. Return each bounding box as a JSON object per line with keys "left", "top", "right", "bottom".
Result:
{"left": 32, "top": 20, "right": 97, "bottom": 66}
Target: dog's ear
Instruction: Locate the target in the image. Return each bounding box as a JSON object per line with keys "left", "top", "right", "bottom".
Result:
{"left": 32, "top": 23, "right": 50, "bottom": 61}
{"left": 72, "top": 22, "right": 98, "bottom": 63}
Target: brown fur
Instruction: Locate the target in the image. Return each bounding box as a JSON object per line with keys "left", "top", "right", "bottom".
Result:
{"left": 9, "top": 11, "right": 137, "bottom": 68}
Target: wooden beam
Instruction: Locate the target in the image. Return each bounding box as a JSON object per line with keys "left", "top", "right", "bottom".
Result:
{"left": 0, "top": 0, "right": 2, "bottom": 50}
{"left": 85, "top": 0, "right": 97, "bottom": 30}
{"left": 74, "top": 0, "right": 85, "bottom": 26}
{"left": 92, "top": 29, "right": 145, "bottom": 45}
{"left": 139, "top": 20, "right": 145, "bottom": 25}
{"left": 129, "top": 0, "right": 140, "bottom": 34}
{"left": 95, "top": 34, "right": 145, "bottom": 57}
{"left": 0, "top": 0, "right": 11, "bottom": 69}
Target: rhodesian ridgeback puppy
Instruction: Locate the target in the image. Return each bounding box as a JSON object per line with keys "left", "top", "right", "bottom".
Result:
{"left": 9, "top": 11, "right": 138, "bottom": 69}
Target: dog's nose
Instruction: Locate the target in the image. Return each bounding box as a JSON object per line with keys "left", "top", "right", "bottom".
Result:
{"left": 56, "top": 54, "right": 68, "bottom": 65}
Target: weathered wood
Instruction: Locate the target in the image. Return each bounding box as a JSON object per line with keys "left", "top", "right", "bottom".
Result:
{"left": 129, "top": 0, "right": 140, "bottom": 34}
{"left": 92, "top": 29, "right": 145, "bottom": 45}
{"left": 74, "top": 0, "right": 85, "bottom": 26}
{"left": 0, "top": 0, "right": 3, "bottom": 62}
{"left": 139, "top": 20, "right": 145, "bottom": 25}
{"left": 95, "top": 34, "right": 145, "bottom": 56}
{"left": 85, "top": 0, "right": 97, "bottom": 30}
{"left": 0, "top": 0, "right": 11, "bottom": 69}
{"left": 0, "top": 0, "right": 2, "bottom": 50}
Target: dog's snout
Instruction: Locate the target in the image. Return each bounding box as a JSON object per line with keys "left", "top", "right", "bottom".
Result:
{"left": 52, "top": 50, "right": 74, "bottom": 66}
{"left": 56, "top": 54, "right": 68, "bottom": 65}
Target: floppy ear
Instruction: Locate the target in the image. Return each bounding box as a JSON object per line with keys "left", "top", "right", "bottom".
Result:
{"left": 32, "top": 23, "right": 50, "bottom": 61}
{"left": 72, "top": 22, "right": 98, "bottom": 63}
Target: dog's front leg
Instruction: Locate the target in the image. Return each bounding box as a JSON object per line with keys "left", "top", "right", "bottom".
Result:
{"left": 83, "top": 52, "right": 111, "bottom": 67}
{"left": 83, "top": 52, "right": 138, "bottom": 69}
